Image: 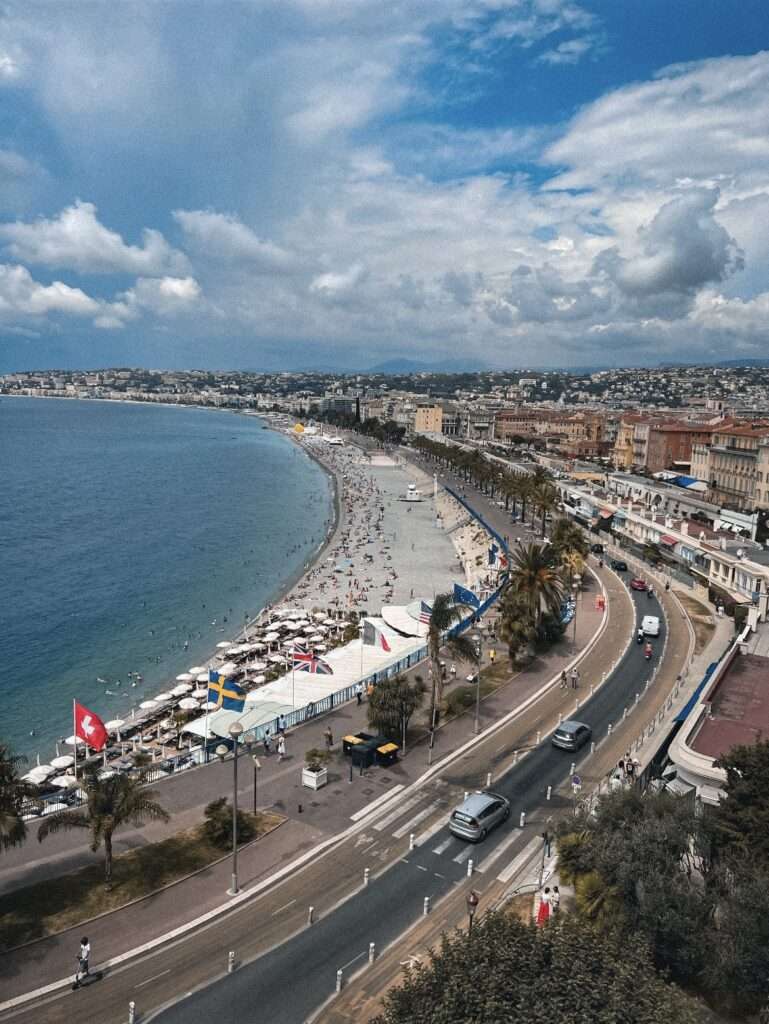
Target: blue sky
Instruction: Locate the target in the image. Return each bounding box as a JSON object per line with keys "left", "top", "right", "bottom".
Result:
{"left": 1, "top": 0, "right": 769, "bottom": 371}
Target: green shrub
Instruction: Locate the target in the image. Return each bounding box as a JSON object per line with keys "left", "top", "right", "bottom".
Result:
{"left": 202, "top": 797, "right": 256, "bottom": 849}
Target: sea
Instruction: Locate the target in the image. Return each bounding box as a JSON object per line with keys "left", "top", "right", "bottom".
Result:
{"left": 0, "top": 398, "right": 333, "bottom": 761}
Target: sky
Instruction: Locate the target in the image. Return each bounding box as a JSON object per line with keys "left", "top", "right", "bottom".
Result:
{"left": 1, "top": 0, "right": 769, "bottom": 372}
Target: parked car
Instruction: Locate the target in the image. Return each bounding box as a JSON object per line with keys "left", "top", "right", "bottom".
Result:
{"left": 449, "top": 791, "right": 510, "bottom": 842}
{"left": 551, "top": 720, "right": 593, "bottom": 752}
{"left": 610, "top": 559, "right": 628, "bottom": 571}
{"left": 630, "top": 577, "right": 648, "bottom": 591}
{"left": 590, "top": 543, "right": 605, "bottom": 554}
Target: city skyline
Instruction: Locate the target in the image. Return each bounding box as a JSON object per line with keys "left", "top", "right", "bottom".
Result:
{"left": 1, "top": 2, "right": 769, "bottom": 371}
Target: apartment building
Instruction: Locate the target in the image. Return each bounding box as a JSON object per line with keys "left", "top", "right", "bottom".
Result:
{"left": 692, "top": 422, "right": 769, "bottom": 510}
{"left": 413, "top": 403, "right": 443, "bottom": 435}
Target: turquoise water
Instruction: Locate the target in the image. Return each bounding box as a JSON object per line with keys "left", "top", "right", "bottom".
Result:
{"left": 0, "top": 398, "right": 332, "bottom": 760}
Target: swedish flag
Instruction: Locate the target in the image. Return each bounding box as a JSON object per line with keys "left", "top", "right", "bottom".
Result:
{"left": 208, "top": 670, "right": 246, "bottom": 711}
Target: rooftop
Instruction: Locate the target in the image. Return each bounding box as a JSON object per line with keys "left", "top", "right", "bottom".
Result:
{"left": 690, "top": 653, "right": 769, "bottom": 759}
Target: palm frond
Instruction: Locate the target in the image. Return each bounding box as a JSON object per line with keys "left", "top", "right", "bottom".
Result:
{"left": 37, "top": 810, "right": 90, "bottom": 842}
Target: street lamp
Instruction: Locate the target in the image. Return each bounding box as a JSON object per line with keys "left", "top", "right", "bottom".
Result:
{"left": 472, "top": 632, "right": 482, "bottom": 735}
{"left": 466, "top": 889, "right": 479, "bottom": 936}
{"left": 571, "top": 574, "right": 582, "bottom": 643}
{"left": 216, "top": 720, "right": 244, "bottom": 895}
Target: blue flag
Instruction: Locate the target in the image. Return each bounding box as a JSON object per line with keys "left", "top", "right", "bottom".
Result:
{"left": 208, "top": 670, "right": 246, "bottom": 711}
{"left": 454, "top": 582, "right": 481, "bottom": 609}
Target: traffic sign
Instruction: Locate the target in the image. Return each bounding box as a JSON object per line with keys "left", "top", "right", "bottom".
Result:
{"left": 571, "top": 774, "right": 581, "bottom": 787}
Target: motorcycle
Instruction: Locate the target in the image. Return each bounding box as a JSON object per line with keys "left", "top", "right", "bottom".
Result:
{"left": 636, "top": 630, "right": 644, "bottom": 644}
{"left": 644, "top": 644, "right": 653, "bottom": 661}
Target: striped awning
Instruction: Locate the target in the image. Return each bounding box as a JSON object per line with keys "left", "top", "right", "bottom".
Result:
{"left": 660, "top": 535, "right": 677, "bottom": 546}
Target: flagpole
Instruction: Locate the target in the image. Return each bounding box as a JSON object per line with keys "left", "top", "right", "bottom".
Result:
{"left": 72, "top": 699, "right": 77, "bottom": 780}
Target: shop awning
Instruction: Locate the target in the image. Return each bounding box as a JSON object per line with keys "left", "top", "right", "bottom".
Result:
{"left": 660, "top": 535, "right": 677, "bottom": 546}
{"left": 599, "top": 509, "right": 614, "bottom": 518}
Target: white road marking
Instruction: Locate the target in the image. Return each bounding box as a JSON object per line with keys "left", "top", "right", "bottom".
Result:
{"left": 340, "top": 950, "right": 366, "bottom": 972}
{"left": 373, "top": 794, "right": 422, "bottom": 832}
{"left": 134, "top": 969, "right": 171, "bottom": 990}
{"left": 416, "top": 864, "right": 428, "bottom": 872}
{"left": 350, "top": 784, "right": 405, "bottom": 821}
{"left": 271, "top": 898, "right": 297, "bottom": 916}
{"left": 414, "top": 817, "right": 448, "bottom": 848}
{"left": 392, "top": 800, "right": 442, "bottom": 838}
{"left": 431, "top": 836, "right": 454, "bottom": 856}
{"left": 452, "top": 845, "right": 474, "bottom": 864}
{"left": 497, "top": 835, "right": 543, "bottom": 883}
{"left": 474, "top": 830, "right": 521, "bottom": 875}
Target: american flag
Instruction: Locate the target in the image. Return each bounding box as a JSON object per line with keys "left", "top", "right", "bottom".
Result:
{"left": 292, "top": 650, "right": 333, "bottom": 675}
{"left": 419, "top": 601, "right": 433, "bottom": 624}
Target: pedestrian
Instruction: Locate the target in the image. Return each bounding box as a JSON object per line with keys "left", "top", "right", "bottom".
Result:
{"left": 324, "top": 725, "right": 333, "bottom": 750}
{"left": 551, "top": 885, "right": 561, "bottom": 915}
{"left": 625, "top": 757, "right": 636, "bottom": 785}
{"left": 263, "top": 730, "right": 272, "bottom": 756}
{"left": 450, "top": 663, "right": 457, "bottom": 680}
{"left": 277, "top": 734, "right": 286, "bottom": 761}
{"left": 441, "top": 662, "right": 447, "bottom": 681}
{"left": 306, "top": 701, "right": 315, "bottom": 720}
{"left": 79, "top": 936, "right": 90, "bottom": 977}
{"left": 536, "top": 887, "right": 552, "bottom": 926}
{"left": 560, "top": 670, "right": 567, "bottom": 690}
{"left": 367, "top": 681, "right": 374, "bottom": 700}
{"left": 277, "top": 714, "right": 286, "bottom": 735}
{"left": 570, "top": 668, "right": 579, "bottom": 689}
{"left": 355, "top": 681, "right": 363, "bottom": 706}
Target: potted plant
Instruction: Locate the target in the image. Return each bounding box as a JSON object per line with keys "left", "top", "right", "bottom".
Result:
{"left": 302, "top": 748, "right": 330, "bottom": 790}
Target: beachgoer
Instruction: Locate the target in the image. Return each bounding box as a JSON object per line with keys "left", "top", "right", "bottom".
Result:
{"left": 560, "top": 670, "right": 568, "bottom": 689}
{"left": 450, "top": 663, "right": 457, "bottom": 680}
{"left": 551, "top": 886, "right": 561, "bottom": 915}
{"left": 570, "top": 668, "right": 579, "bottom": 689}
{"left": 263, "top": 730, "right": 272, "bottom": 756}
{"left": 324, "top": 726, "right": 333, "bottom": 750}
{"left": 355, "top": 681, "right": 363, "bottom": 706}
{"left": 79, "top": 937, "right": 90, "bottom": 976}
{"left": 277, "top": 734, "right": 286, "bottom": 761}
{"left": 277, "top": 715, "right": 286, "bottom": 735}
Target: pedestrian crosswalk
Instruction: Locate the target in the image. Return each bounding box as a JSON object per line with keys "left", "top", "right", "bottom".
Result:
{"left": 369, "top": 789, "right": 535, "bottom": 883}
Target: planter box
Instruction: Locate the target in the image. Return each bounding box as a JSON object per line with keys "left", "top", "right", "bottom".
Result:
{"left": 302, "top": 766, "right": 328, "bottom": 790}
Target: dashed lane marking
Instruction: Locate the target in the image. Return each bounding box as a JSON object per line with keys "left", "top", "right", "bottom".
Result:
{"left": 431, "top": 836, "right": 454, "bottom": 856}
{"left": 392, "top": 800, "right": 443, "bottom": 839}
{"left": 373, "top": 794, "right": 422, "bottom": 832}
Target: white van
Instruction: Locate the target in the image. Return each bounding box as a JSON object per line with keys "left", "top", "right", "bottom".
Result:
{"left": 642, "top": 615, "right": 660, "bottom": 637}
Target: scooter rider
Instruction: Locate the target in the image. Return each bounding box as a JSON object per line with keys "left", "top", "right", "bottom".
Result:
{"left": 637, "top": 627, "right": 644, "bottom": 644}
{"left": 644, "top": 642, "right": 653, "bottom": 660}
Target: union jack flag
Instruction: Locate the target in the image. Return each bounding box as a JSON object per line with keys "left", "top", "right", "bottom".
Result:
{"left": 292, "top": 650, "right": 333, "bottom": 674}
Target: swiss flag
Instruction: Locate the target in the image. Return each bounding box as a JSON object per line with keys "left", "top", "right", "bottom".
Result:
{"left": 74, "top": 701, "right": 109, "bottom": 752}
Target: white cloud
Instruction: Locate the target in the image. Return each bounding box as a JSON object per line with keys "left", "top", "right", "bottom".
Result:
{"left": 0, "top": 201, "right": 188, "bottom": 276}
{"left": 537, "top": 36, "right": 595, "bottom": 65}
{"left": 310, "top": 263, "right": 367, "bottom": 301}
{"left": 120, "top": 276, "right": 202, "bottom": 317}
{"left": 173, "top": 210, "right": 298, "bottom": 273}
{"left": 0, "top": 263, "right": 99, "bottom": 317}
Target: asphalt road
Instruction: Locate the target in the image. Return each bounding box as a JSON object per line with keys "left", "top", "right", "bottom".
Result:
{"left": 153, "top": 588, "right": 661, "bottom": 1024}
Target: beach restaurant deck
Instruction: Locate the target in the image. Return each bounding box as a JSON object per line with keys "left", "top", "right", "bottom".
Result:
{"left": 181, "top": 613, "right": 428, "bottom": 743}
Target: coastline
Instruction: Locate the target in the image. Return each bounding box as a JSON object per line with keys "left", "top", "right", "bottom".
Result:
{"left": 2, "top": 397, "right": 338, "bottom": 761}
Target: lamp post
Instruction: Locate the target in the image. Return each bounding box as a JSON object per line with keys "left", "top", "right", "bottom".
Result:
{"left": 472, "top": 633, "right": 482, "bottom": 735}
{"left": 466, "top": 889, "right": 479, "bottom": 936}
{"left": 216, "top": 720, "right": 244, "bottom": 896}
{"left": 572, "top": 574, "right": 582, "bottom": 643}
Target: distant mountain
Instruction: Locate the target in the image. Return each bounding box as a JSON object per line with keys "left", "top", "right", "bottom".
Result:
{"left": 713, "top": 358, "right": 769, "bottom": 368}
{"left": 367, "top": 357, "right": 490, "bottom": 374}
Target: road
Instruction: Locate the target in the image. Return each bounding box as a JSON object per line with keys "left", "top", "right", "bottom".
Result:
{"left": 150, "top": 589, "right": 662, "bottom": 1024}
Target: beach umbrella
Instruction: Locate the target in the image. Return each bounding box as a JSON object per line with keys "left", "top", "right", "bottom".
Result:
{"left": 196, "top": 672, "right": 209, "bottom": 683}
{"left": 139, "top": 699, "right": 158, "bottom": 710}
{"left": 225, "top": 647, "right": 241, "bottom": 657}
{"left": 175, "top": 672, "right": 194, "bottom": 682}
{"left": 51, "top": 754, "right": 75, "bottom": 769}
{"left": 313, "top": 611, "right": 326, "bottom": 619}
{"left": 171, "top": 683, "right": 192, "bottom": 696}
{"left": 250, "top": 660, "right": 267, "bottom": 670}
{"left": 309, "top": 634, "right": 324, "bottom": 643}
{"left": 178, "top": 697, "right": 201, "bottom": 710}
{"left": 218, "top": 661, "right": 236, "bottom": 675}
{"left": 51, "top": 774, "right": 80, "bottom": 789}
{"left": 216, "top": 641, "right": 232, "bottom": 649}
{"left": 154, "top": 692, "right": 174, "bottom": 702}
{"left": 249, "top": 642, "right": 266, "bottom": 651}
{"left": 315, "top": 644, "right": 328, "bottom": 652}
{"left": 268, "top": 653, "right": 286, "bottom": 664}
{"left": 105, "top": 719, "right": 126, "bottom": 733}
{"left": 188, "top": 665, "right": 205, "bottom": 674}
{"left": 202, "top": 700, "right": 219, "bottom": 711}
{"left": 263, "top": 632, "right": 279, "bottom": 642}
{"left": 191, "top": 687, "right": 208, "bottom": 698}
{"left": 253, "top": 674, "right": 266, "bottom": 684}
{"left": 64, "top": 735, "right": 86, "bottom": 747}
{"left": 302, "top": 625, "right": 316, "bottom": 634}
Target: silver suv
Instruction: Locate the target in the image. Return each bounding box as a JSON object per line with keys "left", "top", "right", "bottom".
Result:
{"left": 449, "top": 791, "right": 510, "bottom": 842}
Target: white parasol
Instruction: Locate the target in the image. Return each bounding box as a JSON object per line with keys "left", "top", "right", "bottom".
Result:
{"left": 139, "top": 699, "right": 158, "bottom": 710}
{"left": 202, "top": 700, "right": 219, "bottom": 710}
{"left": 216, "top": 641, "right": 232, "bottom": 649}
{"left": 51, "top": 754, "right": 75, "bottom": 769}
{"left": 218, "top": 662, "right": 236, "bottom": 675}
{"left": 196, "top": 673, "right": 209, "bottom": 683}
{"left": 175, "top": 673, "right": 194, "bottom": 682}
{"left": 105, "top": 719, "right": 126, "bottom": 732}
{"left": 191, "top": 687, "right": 208, "bottom": 698}
{"left": 268, "top": 653, "right": 286, "bottom": 664}
{"left": 171, "top": 683, "right": 192, "bottom": 696}
{"left": 188, "top": 665, "right": 206, "bottom": 674}
{"left": 154, "top": 692, "right": 174, "bottom": 702}
{"left": 250, "top": 660, "right": 267, "bottom": 670}
{"left": 178, "top": 697, "right": 201, "bottom": 710}
{"left": 51, "top": 774, "right": 80, "bottom": 789}
{"left": 64, "top": 735, "right": 86, "bottom": 747}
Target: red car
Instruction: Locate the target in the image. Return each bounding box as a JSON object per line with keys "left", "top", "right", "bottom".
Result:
{"left": 630, "top": 577, "right": 647, "bottom": 591}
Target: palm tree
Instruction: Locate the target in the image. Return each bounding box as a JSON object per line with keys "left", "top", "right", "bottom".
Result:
{"left": 551, "top": 519, "right": 589, "bottom": 561}
{"left": 505, "top": 542, "right": 565, "bottom": 627}
{"left": 0, "top": 743, "right": 36, "bottom": 853}
{"left": 533, "top": 479, "right": 559, "bottom": 537}
{"left": 426, "top": 593, "right": 477, "bottom": 743}
{"left": 38, "top": 765, "right": 169, "bottom": 887}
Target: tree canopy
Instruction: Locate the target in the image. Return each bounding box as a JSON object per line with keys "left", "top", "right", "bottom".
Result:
{"left": 371, "top": 912, "right": 704, "bottom": 1024}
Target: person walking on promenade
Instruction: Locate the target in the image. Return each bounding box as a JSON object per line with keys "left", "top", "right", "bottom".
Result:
{"left": 263, "top": 730, "right": 272, "bottom": 756}
{"left": 450, "top": 663, "right": 457, "bottom": 681}
{"left": 560, "top": 670, "right": 568, "bottom": 690}
{"left": 355, "top": 681, "right": 363, "bottom": 706}
{"left": 277, "top": 714, "right": 286, "bottom": 735}
{"left": 570, "top": 667, "right": 580, "bottom": 689}
{"left": 277, "top": 734, "right": 286, "bottom": 762}
{"left": 551, "top": 886, "right": 561, "bottom": 915}
{"left": 536, "top": 888, "right": 552, "bottom": 926}
{"left": 73, "top": 936, "right": 91, "bottom": 987}
{"left": 324, "top": 725, "right": 333, "bottom": 751}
